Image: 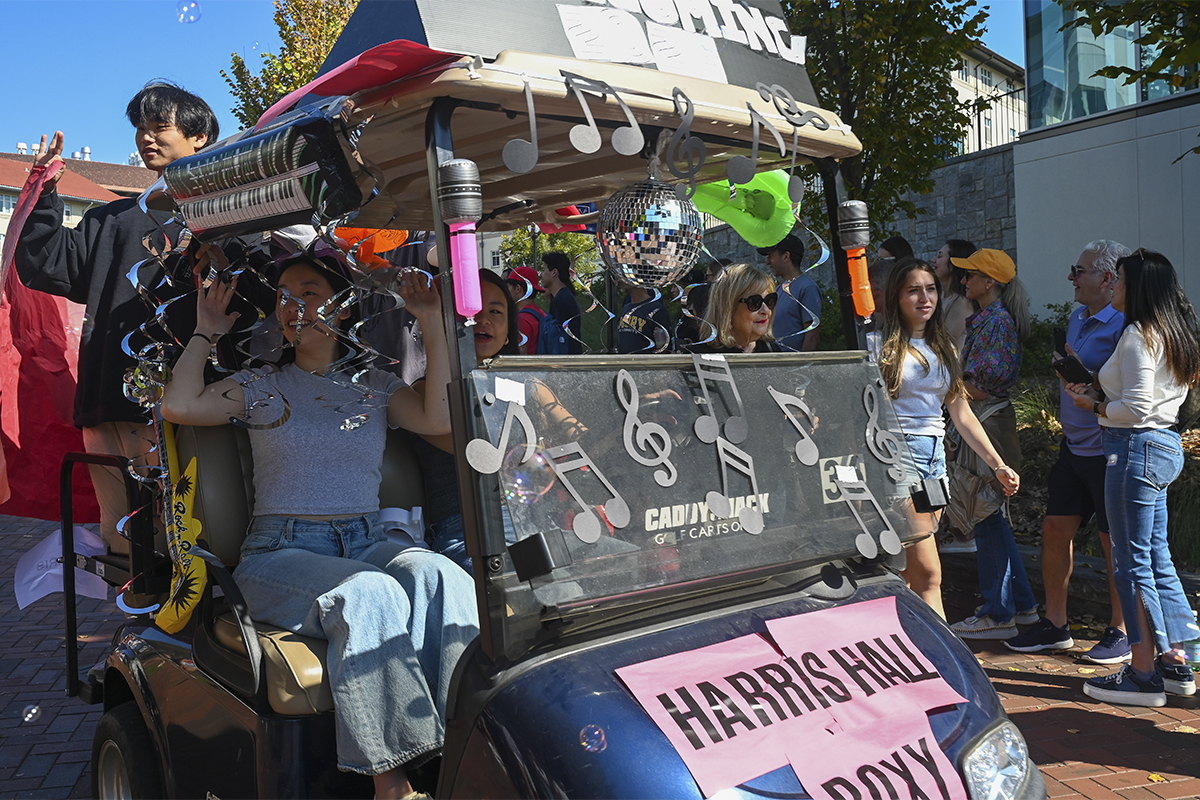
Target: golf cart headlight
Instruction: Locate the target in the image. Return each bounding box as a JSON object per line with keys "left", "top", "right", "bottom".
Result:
{"left": 962, "top": 721, "right": 1030, "bottom": 800}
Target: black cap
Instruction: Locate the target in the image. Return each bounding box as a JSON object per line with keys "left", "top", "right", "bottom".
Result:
{"left": 757, "top": 233, "right": 805, "bottom": 259}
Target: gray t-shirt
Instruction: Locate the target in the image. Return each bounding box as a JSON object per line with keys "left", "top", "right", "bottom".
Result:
{"left": 891, "top": 338, "right": 951, "bottom": 437}
{"left": 231, "top": 363, "right": 404, "bottom": 516}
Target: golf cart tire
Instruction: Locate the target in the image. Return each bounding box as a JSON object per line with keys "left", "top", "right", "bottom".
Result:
{"left": 92, "top": 701, "right": 164, "bottom": 800}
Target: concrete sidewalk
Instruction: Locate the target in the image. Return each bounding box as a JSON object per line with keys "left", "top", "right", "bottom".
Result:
{"left": 0, "top": 512, "right": 1196, "bottom": 799}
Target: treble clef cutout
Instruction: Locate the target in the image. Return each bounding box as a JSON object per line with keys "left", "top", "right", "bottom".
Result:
{"left": 544, "top": 442, "right": 631, "bottom": 544}
{"left": 615, "top": 369, "right": 677, "bottom": 487}
{"left": 465, "top": 396, "right": 537, "bottom": 475}
{"left": 726, "top": 103, "right": 787, "bottom": 186}
{"left": 502, "top": 78, "right": 539, "bottom": 174}
{"left": 706, "top": 438, "right": 765, "bottom": 535}
{"left": 667, "top": 88, "right": 707, "bottom": 201}
{"left": 767, "top": 385, "right": 819, "bottom": 466}
{"left": 863, "top": 379, "right": 906, "bottom": 483}
{"left": 691, "top": 354, "right": 748, "bottom": 444}
{"left": 561, "top": 72, "right": 645, "bottom": 157}
{"left": 831, "top": 464, "right": 903, "bottom": 558}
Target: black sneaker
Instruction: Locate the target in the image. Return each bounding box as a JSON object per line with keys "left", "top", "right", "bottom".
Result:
{"left": 1157, "top": 658, "right": 1197, "bottom": 696}
{"left": 1005, "top": 617, "right": 1074, "bottom": 652}
{"left": 1080, "top": 627, "right": 1132, "bottom": 665}
{"left": 1083, "top": 665, "right": 1166, "bottom": 707}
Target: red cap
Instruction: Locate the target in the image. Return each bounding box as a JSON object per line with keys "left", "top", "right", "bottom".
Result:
{"left": 505, "top": 265, "right": 544, "bottom": 292}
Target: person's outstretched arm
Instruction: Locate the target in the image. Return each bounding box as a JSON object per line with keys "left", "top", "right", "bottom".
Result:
{"left": 946, "top": 393, "right": 1019, "bottom": 495}
{"left": 161, "top": 279, "right": 246, "bottom": 426}
{"left": 387, "top": 272, "right": 451, "bottom": 435}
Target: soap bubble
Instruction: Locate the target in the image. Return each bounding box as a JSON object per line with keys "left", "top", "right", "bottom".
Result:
{"left": 21, "top": 705, "right": 42, "bottom": 724}
{"left": 176, "top": 0, "right": 201, "bottom": 24}
{"left": 579, "top": 724, "right": 607, "bottom": 752}
{"left": 500, "top": 448, "right": 555, "bottom": 505}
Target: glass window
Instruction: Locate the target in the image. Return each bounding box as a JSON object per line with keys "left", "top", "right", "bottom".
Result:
{"left": 1025, "top": 0, "right": 1138, "bottom": 128}
{"left": 64, "top": 203, "right": 73, "bottom": 218}
{"left": 980, "top": 68, "right": 993, "bottom": 88}
{"left": 958, "top": 59, "right": 969, "bottom": 81}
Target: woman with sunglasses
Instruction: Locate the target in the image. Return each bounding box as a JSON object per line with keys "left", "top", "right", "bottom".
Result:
{"left": 946, "top": 249, "right": 1036, "bottom": 641}
{"left": 1067, "top": 250, "right": 1199, "bottom": 707}
{"left": 691, "top": 263, "right": 781, "bottom": 353}
{"left": 879, "top": 259, "right": 1018, "bottom": 619}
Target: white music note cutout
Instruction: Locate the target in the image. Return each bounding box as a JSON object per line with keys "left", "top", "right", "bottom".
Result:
{"left": 616, "top": 369, "right": 677, "bottom": 487}
{"left": 726, "top": 103, "right": 787, "bottom": 186}
{"left": 544, "top": 442, "right": 631, "bottom": 544}
{"left": 561, "top": 72, "right": 645, "bottom": 157}
{"left": 705, "top": 438, "right": 765, "bottom": 534}
{"left": 691, "top": 354, "right": 748, "bottom": 444}
{"left": 502, "top": 78, "right": 539, "bottom": 174}
{"left": 465, "top": 397, "right": 537, "bottom": 475}
{"left": 831, "top": 465, "right": 903, "bottom": 558}
{"left": 767, "top": 385, "right": 819, "bottom": 466}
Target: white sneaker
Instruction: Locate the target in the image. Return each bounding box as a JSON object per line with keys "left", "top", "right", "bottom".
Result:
{"left": 976, "top": 604, "right": 1039, "bottom": 626}
{"left": 951, "top": 614, "right": 1018, "bottom": 640}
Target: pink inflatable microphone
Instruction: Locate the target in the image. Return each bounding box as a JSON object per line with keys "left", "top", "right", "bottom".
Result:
{"left": 437, "top": 159, "right": 483, "bottom": 322}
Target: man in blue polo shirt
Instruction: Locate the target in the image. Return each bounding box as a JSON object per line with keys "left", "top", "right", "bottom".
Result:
{"left": 759, "top": 234, "right": 821, "bottom": 351}
{"left": 1006, "top": 240, "right": 1131, "bottom": 662}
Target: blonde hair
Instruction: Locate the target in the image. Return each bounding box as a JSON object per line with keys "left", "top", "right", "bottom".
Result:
{"left": 704, "top": 263, "right": 777, "bottom": 348}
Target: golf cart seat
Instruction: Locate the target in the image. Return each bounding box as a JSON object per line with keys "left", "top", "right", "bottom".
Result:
{"left": 174, "top": 422, "right": 427, "bottom": 715}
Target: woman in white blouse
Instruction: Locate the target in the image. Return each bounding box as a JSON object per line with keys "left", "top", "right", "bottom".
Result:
{"left": 1066, "top": 249, "right": 1199, "bottom": 708}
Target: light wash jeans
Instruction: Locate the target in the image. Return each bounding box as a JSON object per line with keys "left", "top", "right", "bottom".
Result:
{"left": 975, "top": 509, "right": 1037, "bottom": 623}
{"left": 233, "top": 513, "right": 479, "bottom": 775}
{"left": 428, "top": 506, "right": 519, "bottom": 574}
{"left": 1103, "top": 427, "right": 1199, "bottom": 653}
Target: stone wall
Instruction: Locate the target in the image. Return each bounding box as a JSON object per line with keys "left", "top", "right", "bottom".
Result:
{"left": 890, "top": 143, "right": 1017, "bottom": 263}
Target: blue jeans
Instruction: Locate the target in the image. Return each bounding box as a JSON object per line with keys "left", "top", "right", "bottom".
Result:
{"left": 1103, "top": 427, "right": 1198, "bottom": 653}
{"left": 975, "top": 509, "right": 1037, "bottom": 623}
{"left": 905, "top": 434, "right": 946, "bottom": 481}
{"left": 428, "top": 506, "right": 519, "bottom": 574}
{"left": 234, "top": 514, "right": 479, "bottom": 775}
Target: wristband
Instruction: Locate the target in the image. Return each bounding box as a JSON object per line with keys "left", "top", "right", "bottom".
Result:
{"left": 191, "top": 332, "right": 213, "bottom": 346}
{"left": 1093, "top": 401, "right": 1102, "bottom": 416}
{"left": 993, "top": 464, "right": 1009, "bottom": 474}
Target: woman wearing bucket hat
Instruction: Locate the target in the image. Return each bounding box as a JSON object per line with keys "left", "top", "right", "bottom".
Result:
{"left": 945, "top": 249, "right": 1037, "bottom": 640}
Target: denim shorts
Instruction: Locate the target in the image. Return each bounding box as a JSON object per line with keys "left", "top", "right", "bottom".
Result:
{"left": 905, "top": 434, "right": 946, "bottom": 481}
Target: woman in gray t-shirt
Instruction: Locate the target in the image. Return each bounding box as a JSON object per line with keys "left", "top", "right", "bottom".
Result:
{"left": 878, "top": 259, "right": 1018, "bottom": 620}
{"left": 162, "top": 254, "right": 477, "bottom": 800}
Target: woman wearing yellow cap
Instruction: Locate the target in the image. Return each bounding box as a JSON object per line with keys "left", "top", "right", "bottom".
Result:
{"left": 946, "top": 249, "right": 1035, "bottom": 640}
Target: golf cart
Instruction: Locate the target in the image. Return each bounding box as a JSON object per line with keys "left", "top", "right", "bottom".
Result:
{"left": 60, "top": 2, "right": 1046, "bottom": 798}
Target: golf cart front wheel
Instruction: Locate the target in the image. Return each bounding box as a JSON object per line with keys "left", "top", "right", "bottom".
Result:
{"left": 92, "top": 701, "right": 163, "bottom": 800}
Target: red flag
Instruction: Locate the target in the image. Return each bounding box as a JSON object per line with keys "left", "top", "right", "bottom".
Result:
{"left": 0, "top": 161, "right": 99, "bottom": 521}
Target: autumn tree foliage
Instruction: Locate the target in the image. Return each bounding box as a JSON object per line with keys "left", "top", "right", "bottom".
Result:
{"left": 221, "top": 0, "right": 359, "bottom": 130}
{"left": 781, "top": 0, "right": 988, "bottom": 238}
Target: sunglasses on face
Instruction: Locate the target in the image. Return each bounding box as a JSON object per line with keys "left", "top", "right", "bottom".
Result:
{"left": 1069, "top": 265, "right": 1102, "bottom": 278}
{"left": 739, "top": 292, "right": 778, "bottom": 312}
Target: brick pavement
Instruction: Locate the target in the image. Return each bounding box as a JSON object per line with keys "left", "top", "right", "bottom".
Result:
{"left": 0, "top": 513, "right": 1196, "bottom": 799}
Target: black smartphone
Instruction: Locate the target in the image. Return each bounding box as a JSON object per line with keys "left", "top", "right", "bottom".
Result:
{"left": 1053, "top": 326, "right": 1067, "bottom": 356}
{"left": 1053, "top": 354, "right": 1092, "bottom": 384}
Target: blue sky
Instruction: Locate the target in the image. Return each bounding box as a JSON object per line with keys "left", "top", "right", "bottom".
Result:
{"left": 0, "top": 0, "right": 1026, "bottom": 167}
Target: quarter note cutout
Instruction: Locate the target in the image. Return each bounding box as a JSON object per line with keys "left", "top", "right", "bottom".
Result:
{"left": 561, "top": 72, "right": 645, "bottom": 156}
{"left": 667, "top": 88, "right": 707, "bottom": 201}
{"left": 831, "top": 464, "right": 903, "bottom": 558}
{"left": 705, "top": 438, "right": 765, "bottom": 534}
{"left": 691, "top": 354, "right": 748, "bottom": 444}
{"left": 615, "top": 369, "right": 677, "bottom": 487}
{"left": 502, "top": 78, "right": 539, "bottom": 174}
{"left": 726, "top": 103, "right": 787, "bottom": 186}
{"left": 544, "top": 442, "right": 631, "bottom": 544}
{"left": 466, "top": 396, "right": 537, "bottom": 475}
{"left": 767, "top": 385, "right": 819, "bottom": 466}
{"left": 863, "top": 379, "right": 907, "bottom": 483}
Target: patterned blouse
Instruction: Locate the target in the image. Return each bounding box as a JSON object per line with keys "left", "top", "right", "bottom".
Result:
{"left": 961, "top": 300, "right": 1021, "bottom": 398}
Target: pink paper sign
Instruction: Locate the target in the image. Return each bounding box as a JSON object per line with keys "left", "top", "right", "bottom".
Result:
{"left": 614, "top": 596, "right": 967, "bottom": 797}
{"left": 788, "top": 712, "right": 967, "bottom": 800}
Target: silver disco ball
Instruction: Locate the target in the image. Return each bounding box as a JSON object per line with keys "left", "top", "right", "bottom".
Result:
{"left": 597, "top": 180, "right": 704, "bottom": 289}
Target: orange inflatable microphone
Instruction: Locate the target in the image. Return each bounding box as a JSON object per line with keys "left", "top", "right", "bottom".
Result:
{"left": 838, "top": 200, "right": 874, "bottom": 318}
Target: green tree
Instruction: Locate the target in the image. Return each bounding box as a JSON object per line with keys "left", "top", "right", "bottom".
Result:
{"left": 781, "top": 0, "right": 988, "bottom": 238}
{"left": 1061, "top": 0, "right": 1199, "bottom": 156}
{"left": 497, "top": 228, "right": 603, "bottom": 277}
{"left": 221, "top": 0, "right": 359, "bottom": 130}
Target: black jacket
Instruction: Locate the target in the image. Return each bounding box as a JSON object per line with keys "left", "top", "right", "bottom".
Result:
{"left": 15, "top": 190, "right": 265, "bottom": 428}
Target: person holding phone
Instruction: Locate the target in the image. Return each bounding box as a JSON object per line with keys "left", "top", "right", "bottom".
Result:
{"left": 1006, "top": 241, "right": 1131, "bottom": 661}
{"left": 1066, "top": 249, "right": 1199, "bottom": 707}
